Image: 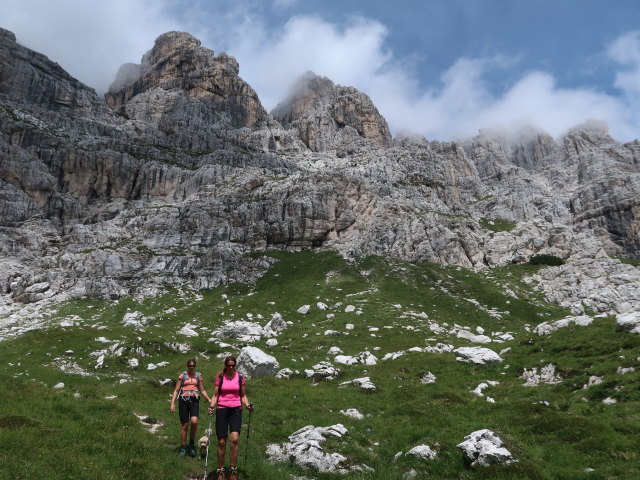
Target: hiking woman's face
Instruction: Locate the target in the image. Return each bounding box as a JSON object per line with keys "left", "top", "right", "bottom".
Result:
{"left": 187, "top": 363, "right": 195, "bottom": 370}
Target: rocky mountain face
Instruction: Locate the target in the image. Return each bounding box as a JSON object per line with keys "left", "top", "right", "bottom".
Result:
{"left": 1, "top": 28, "right": 639, "bottom": 314}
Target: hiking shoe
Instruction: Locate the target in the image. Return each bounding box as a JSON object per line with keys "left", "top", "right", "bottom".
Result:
{"left": 215, "top": 468, "right": 226, "bottom": 480}
{"left": 188, "top": 444, "right": 197, "bottom": 457}
{"left": 179, "top": 446, "right": 187, "bottom": 456}
{"left": 228, "top": 466, "right": 239, "bottom": 480}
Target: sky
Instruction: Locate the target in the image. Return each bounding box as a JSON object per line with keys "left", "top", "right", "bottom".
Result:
{"left": 2, "top": 0, "right": 640, "bottom": 142}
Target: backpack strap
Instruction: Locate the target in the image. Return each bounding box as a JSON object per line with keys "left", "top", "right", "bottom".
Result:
{"left": 238, "top": 374, "right": 244, "bottom": 395}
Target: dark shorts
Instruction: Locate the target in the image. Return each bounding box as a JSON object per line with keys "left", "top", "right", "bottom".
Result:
{"left": 215, "top": 406, "right": 242, "bottom": 439}
{"left": 179, "top": 397, "right": 199, "bottom": 424}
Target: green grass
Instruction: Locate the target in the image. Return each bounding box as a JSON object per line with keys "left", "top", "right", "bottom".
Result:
{"left": 1, "top": 251, "right": 639, "bottom": 479}
{"left": 480, "top": 217, "right": 518, "bottom": 232}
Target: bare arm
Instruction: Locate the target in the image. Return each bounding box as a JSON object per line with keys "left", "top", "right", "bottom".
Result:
{"left": 240, "top": 384, "right": 253, "bottom": 411}
{"left": 208, "top": 385, "right": 220, "bottom": 409}
{"left": 169, "top": 377, "right": 182, "bottom": 413}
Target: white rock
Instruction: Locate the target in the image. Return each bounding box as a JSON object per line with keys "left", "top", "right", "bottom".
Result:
{"left": 616, "top": 312, "right": 640, "bottom": 333}
{"left": 454, "top": 347, "right": 503, "bottom": 365}
{"left": 237, "top": 346, "right": 280, "bottom": 379}
{"left": 582, "top": 375, "right": 603, "bottom": 389}
{"left": 406, "top": 445, "right": 437, "bottom": 460}
{"left": 339, "top": 376, "right": 376, "bottom": 391}
{"left": 266, "top": 339, "right": 278, "bottom": 347}
{"left": 214, "top": 321, "right": 264, "bottom": 342}
{"left": 324, "top": 330, "right": 341, "bottom": 336}
{"left": 345, "top": 323, "right": 354, "bottom": 330}
{"left": 297, "top": 305, "right": 311, "bottom": 314}
{"left": 267, "top": 424, "right": 366, "bottom": 474}
{"left": 520, "top": 364, "right": 562, "bottom": 386}
{"left": 602, "top": 397, "right": 618, "bottom": 404}
{"left": 334, "top": 355, "right": 358, "bottom": 365}
{"left": 344, "top": 305, "right": 356, "bottom": 313}
{"left": 457, "top": 429, "right": 516, "bottom": 467}
{"left": 123, "top": 311, "right": 147, "bottom": 328}
{"left": 617, "top": 366, "right": 635, "bottom": 374}
{"left": 264, "top": 313, "right": 287, "bottom": 337}
{"left": 53, "top": 382, "right": 65, "bottom": 389}
{"left": 339, "top": 408, "right": 364, "bottom": 420}
{"left": 177, "top": 325, "right": 199, "bottom": 337}
{"left": 317, "top": 302, "right": 328, "bottom": 310}
{"left": 327, "top": 346, "right": 343, "bottom": 355}
{"left": 534, "top": 315, "right": 593, "bottom": 335}
{"left": 304, "top": 361, "right": 340, "bottom": 381}
{"left": 457, "top": 329, "right": 492, "bottom": 344}
{"left": 357, "top": 351, "right": 378, "bottom": 366}
{"left": 276, "top": 368, "right": 294, "bottom": 379}
{"left": 95, "top": 354, "right": 105, "bottom": 369}
{"left": 128, "top": 358, "right": 139, "bottom": 368}
{"left": 421, "top": 372, "right": 437, "bottom": 384}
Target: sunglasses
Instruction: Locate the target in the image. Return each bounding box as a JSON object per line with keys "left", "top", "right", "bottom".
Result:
{"left": 226, "top": 364, "right": 236, "bottom": 367}
{"left": 187, "top": 364, "right": 196, "bottom": 368}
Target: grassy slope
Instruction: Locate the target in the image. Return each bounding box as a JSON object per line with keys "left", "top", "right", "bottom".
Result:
{"left": 0, "top": 251, "right": 638, "bottom": 479}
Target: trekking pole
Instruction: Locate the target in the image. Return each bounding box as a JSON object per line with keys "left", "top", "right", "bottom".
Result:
{"left": 242, "top": 404, "right": 253, "bottom": 475}
{"left": 203, "top": 412, "right": 213, "bottom": 480}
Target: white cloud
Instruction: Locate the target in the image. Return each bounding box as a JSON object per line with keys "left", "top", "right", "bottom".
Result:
{"left": 608, "top": 30, "right": 640, "bottom": 96}
{"left": 1, "top": 0, "right": 179, "bottom": 93}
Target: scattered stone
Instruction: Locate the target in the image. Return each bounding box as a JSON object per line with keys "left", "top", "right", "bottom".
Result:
{"left": 53, "top": 382, "right": 65, "bottom": 389}
{"left": 602, "top": 397, "right": 618, "bottom": 405}
{"left": 582, "top": 375, "right": 603, "bottom": 389}
{"left": 177, "top": 324, "right": 199, "bottom": 337}
{"left": 327, "top": 346, "right": 343, "bottom": 355}
{"left": 317, "top": 302, "right": 328, "bottom": 310}
{"left": 266, "top": 338, "right": 278, "bottom": 347}
{"left": 128, "top": 358, "right": 139, "bottom": 368}
{"left": 237, "top": 346, "right": 279, "bottom": 379}
{"left": 339, "top": 376, "right": 376, "bottom": 391}
{"left": 334, "top": 355, "right": 358, "bottom": 366}
{"left": 420, "top": 372, "right": 437, "bottom": 384}
{"left": 264, "top": 313, "right": 288, "bottom": 337}
{"left": 616, "top": 367, "right": 635, "bottom": 375}
{"left": 344, "top": 305, "right": 356, "bottom": 313}
{"left": 406, "top": 445, "right": 437, "bottom": 460}
{"left": 213, "top": 321, "right": 264, "bottom": 342}
{"left": 123, "top": 311, "right": 147, "bottom": 328}
{"left": 357, "top": 351, "right": 378, "bottom": 365}
{"left": 267, "top": 424, "right": 367, "bottom": 474}
{"left": 457, "top": 329, "right": 492, "bottom": 344}
{"left": 345, "top": 324, "right": 354, "bottom": 330}
{"left": 520, "top": 364, "right": 562, "bottom": 386}
{"left": 453, "top": 347, "right": 503, "bottom": 365}
{"left": 534, "top": 315, "right": 593, "bottom": 335}
{"left": 457, "top": 429, "right": 516, "bottom": 467}
{"left": 471, "top": 381, "right": 500, "bottom": 398}
{"left": 305, "top": 362, "right": 341, "bottom": 381}
{"left": 324, "top": 330, "right": 341, "bottom": 336}
{"left": 297, "top": 305, "right": 311, "bottom": 314}
{"left": 339, "top": 408, "right": 364, "bottom": 420}
{"left": 276, "top": 368, "right": 295, "bottom": 379}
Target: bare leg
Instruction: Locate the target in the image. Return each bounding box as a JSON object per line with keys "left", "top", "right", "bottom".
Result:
{"left": 180, "top": 422, "right": 189, "bottom": 446}
{"left": 217, "top": 437, "right": 227, "bottom": 468}
{"left": 189, "top": 416, "right": 198, "bottom": 443}
{"left": 229, "top": 432, "right": 240, "bottom": 467}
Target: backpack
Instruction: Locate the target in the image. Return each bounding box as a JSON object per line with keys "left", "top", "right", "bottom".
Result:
{"left": 218, "top": 373, "right": 244, "bottom": 396}
{"left": 179, "top": 371, "right": 201, "bottom": 398}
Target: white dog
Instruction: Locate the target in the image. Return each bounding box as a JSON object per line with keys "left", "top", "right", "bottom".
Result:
{"left": 198, "top": 426, "right": 212, "bottom": 458}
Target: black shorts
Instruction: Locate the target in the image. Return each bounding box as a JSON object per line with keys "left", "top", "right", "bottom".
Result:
{"left": 215, "top": 406, "right": 242, "bottom": 439}
{"left": 179, "top": 397, "right": 199, "bottom": 424}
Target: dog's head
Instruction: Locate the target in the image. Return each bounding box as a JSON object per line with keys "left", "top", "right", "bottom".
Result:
{"left": 198, "top": 435, "right": 209, "bottom": 448}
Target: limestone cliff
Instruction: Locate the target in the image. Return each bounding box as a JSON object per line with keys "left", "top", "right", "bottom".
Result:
{"left": 1, "top": 28, "right": 639, "bottom": 315}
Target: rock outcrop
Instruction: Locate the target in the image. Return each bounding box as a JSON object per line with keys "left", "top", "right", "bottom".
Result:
{"left": 272, "top": 72, "right": 392, "bottom": 152}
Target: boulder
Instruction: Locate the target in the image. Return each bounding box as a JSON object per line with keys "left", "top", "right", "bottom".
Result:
{"left": 457, "top": 429, "right": 516, "bottom": 467}
{"left": 616, "top": 312, "right": 640, "bottom": 333}
{"left": 453, "top": 347, "right": 503, "bottom": 365}
{"left": 263, "top": 312, "right": 287, "bottom": 337}
{"left": 213, "top": 321, "right": 264, "bottom": 342}
{"left": 237, "top": 346, "right": 279, "bottom": 379}
{"left": 520, "top": 364, "right": 562, "bottom": 386}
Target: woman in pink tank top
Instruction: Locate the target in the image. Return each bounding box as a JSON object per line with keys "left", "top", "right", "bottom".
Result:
{"left": 208, "top": 355, "right": 254, "bottom": 480}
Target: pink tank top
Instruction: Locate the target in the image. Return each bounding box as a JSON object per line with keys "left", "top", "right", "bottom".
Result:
{"left": 215, "top": 372, "right": 244, "bottom": 408}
